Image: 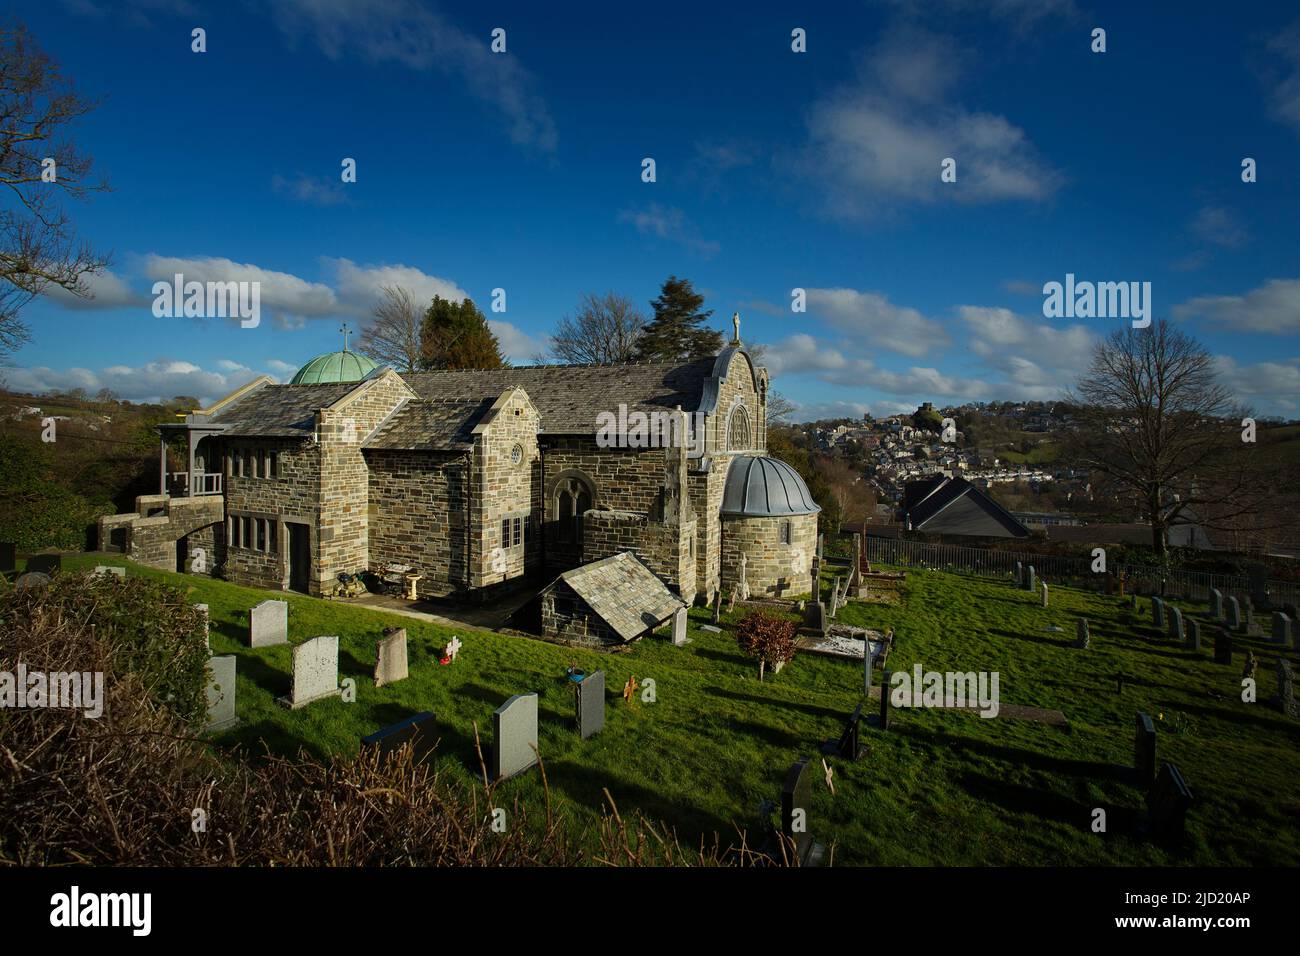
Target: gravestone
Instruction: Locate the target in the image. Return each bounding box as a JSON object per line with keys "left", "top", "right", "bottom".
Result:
{"left": 1015, "top": 561, "right": 1023, "bottom": 588}
{"left": 671, "top": 606, "right": 689, "bottom": 646}
{"left": 13, "top": 572, "right": 50, "bottom": 589}
{"left": 1273, "top": 613, "right": 1293, "bottom": 648}
{"left": 849, "top": 534, "right": 865, "bottom": 596}
{"left": 1214, "top": 628, "right": 1232, "bottom": 665}
{"left": 249, "top": 599, "right": 288, "bottom": 647}
{"left": 374, "top": 627, "right": 409, "bottom": 687}
{"left": 803, "top": 600, "right": 827, "bottom": 635}
{"left": 823, "top": 703, "right": 865, "bottom": 761}
{"left": 1210, "top": 588, "right": 1224, "bottom": 621}
{"left": 1134, "top": 712, "right": 1157, "bottom": 787}
{"left": 1130, "top": 593, "right": 1138, "bottom": 611}
{"left": 203, "top": 655, "right": 238, "bottom": 732}
{"left": 1277, "top": 659, "right": 1296, "bottom": 718}
{"left": 576, "top": 669, "right": 605, "bottom": 739}
{"left": 780, "top": 757, "right": 822, "bottom": 865}
{"left": 492, "top": 693, "right": 539, "bottom": 780}
{"left": 1026, "top": 565, "right": 1036, "bottom": 592}
{"left": 1225, "top": 597, "right": 1241, "bottom": 632}
{"left": 26, "top": 554, "right": 61, "bottom": 576}
{"left": 0, "top": 542, "right": 14, "bottom": 574}
{"left": 1185, "top": 617, "right": 1201, "bottom": 652}
{"left": 283, "top": 635, "right": 341, "bottom": 709}
{"left": 711, "top": 590, "right": 723, "bottom": 624}
{"left": 195, "top": 603, "right": 210, "bottom": 651}
{"left": 810, "top": 554, "right": 822, "bottom": 598}
{"left": 92, "top": 565, "right": 125, "bottom": 579}
{"left": 831, "top": 576, "right": 843, "bottom": 616}
{"left": 361, "top": 712, "right": 438, "bottom": 765}
{"left": 1167, "top": 606, "right": 1184, "bottom": 644}
{"left": 1146, "top": 762, "right": 1193, "bottom": 843}
{"left": 1074, "top": 618, "right": 1090, "bottom": 649}
{"left": 1150, "top": 596, "right": 1165, "bottom": 629}
{"left": 863, "top": 635, "right": 872, "bottom": 693}
{"left": 879, "top": 670, "right": 893, "bottom": 730}
{"left": 1041, "top": 581, "right": 1049, "bottom": 608}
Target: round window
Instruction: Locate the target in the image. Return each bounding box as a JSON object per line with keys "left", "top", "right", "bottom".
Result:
{"left": 510, "top": 443, "right": 524, "bottom": 465}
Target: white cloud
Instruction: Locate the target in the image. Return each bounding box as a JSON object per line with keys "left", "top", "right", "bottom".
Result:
{"left": 42, "top": 269, "right": 148, "bottom": 310}
{"left": 491, "top": 321, "right": 549, "bottom": 363}
{"left": 618, "top": 203, "right": 720, "bottom": 257}
{"left": 1189, "top": 205, "right": 1249, "bottom": 248}
{"left": 795, "top": 28, "right": 1060, "bottom": 219}
{"left": 3, "top": 359, "right": 240, "bottom": 405}
{"left": 140, "top": 254, "right": 339, "bottom": 323}
{"left": 1262, "top": 20, "right": 1300, "bottom": 134}
{"left": 327, "top": 258, "right": 468, "bottom": 313}
{"left": 1215, "top": 355, "right": 1300, "bottom": 415}
{"left": 265, "top": 359, "right": 298, "bottom": 376}
{"left": 271, "top": 0, "right": 556, "bottom": 152}
{"left": 1173, "top": 278, "right": 1300, "bottom": 334}
{"left": 806, "top": 288, "right": 950, "bottom": 357}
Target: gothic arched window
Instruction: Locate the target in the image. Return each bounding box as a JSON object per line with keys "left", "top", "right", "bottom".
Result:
{"left": 552, "top": 475, "right": 594, "bottom": 544}
{"left": 727, "top": 405, "right": 751, "bottom": 451}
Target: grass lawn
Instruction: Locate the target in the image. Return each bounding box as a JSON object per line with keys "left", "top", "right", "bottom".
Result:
{"left": 50, "top": 553, "right": 1300, "bottom": 866}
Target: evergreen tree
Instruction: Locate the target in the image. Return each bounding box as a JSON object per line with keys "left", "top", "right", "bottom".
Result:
{"left": 635, "top": 276, "right": 723, "bottom": 362}
{"left": 419, "top": 295, "right": 506, "bottom": 369}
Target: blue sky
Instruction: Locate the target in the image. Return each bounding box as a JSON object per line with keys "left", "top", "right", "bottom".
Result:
{"left": 6, "top": 0, "right": 1300, "bottom": 419}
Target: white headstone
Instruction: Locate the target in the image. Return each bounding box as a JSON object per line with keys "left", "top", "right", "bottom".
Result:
{"left": 375, "top": 628, "right": 408, "bottom": 687}
{"left": 249, "top": 599, "right": 288, "bottom": 647}
{"left": 283, "top": 635, "right": 341, "bottom": 709}
{"left": 671, "top": 606, "right": 688, "bottom": 646}
{"left": 204, "top": 655, "right": 237, "bottom": 732}
{"left": 492, "top": 693, "right": 539, "bottom": 780}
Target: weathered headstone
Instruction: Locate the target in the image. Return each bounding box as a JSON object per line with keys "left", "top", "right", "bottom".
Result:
{"left": 671, "top": 606, "right": 689, "bottom": 646}
{"left": 1226, "top": 596, "right": 1241, "bottom": 632}
{"left": 1146, "top": 762, "right": 1193, "bottom": 843}
{"left": 249, "top": 599, "right": 288, "bottom": 647}
{"left": 1214, "top": 628, "right": 1232, "bottom": 665}
{"left": 0, "top": 541, "right": 14, "bottom": 574}
{"left": 282, "top": 635, "right": 341, "bottom": 709}
{"left": 492, "top": 693, "right": 539, "bottom": 780}
{"left": 576, "top": 669, "right": 605, "bottom": 739}
{"left": 1015, "top": 561, "right": 1023, "bottom": 588}
{"left": 1277, "top": 659, "right": 1297, "bottom": 718}
{"left": 1026, "top": 565, "right": 1036, "bottom": 592}
{"left": 1074, "top": 618, "right": 1090, "bottom": 649}
{"left": 1134, "top": 712, "right": 1156, "bottom": 787}
{"left": 711, "top": 590, "right": 723, "bottom": 624}
{"left": 194, "top": 603, "right": 210, "bottom": 651}
{"left": 1041, "top": 580, "right": 1049, "bottom": 608}
{"left": 361, "top": 712, "right": 437, "bottom": 764}
{"left": 203, "top": 655, "right": 238, "bottom": 732}
{"left": 92, "top": 565, "right": 125, "bottom": 579}
{"left": 1151, "top": 596, "right": 1165, "bottom": 629}
{"left": 1273, "top": 612, "right": 1293, "bottom": 648}
{"left": 374, "top": 627, "right": 409, "bottom": 687}
{"left": 803, "top": 600, "right": 827, "bottom": 635}
{"left": 1167, "top": 606, "right": 1184, "bottom": 644}
{"left": 736, "top": 552, "right": 750, "bottom": 602}
{"left": 26, "top": 554, "right": 61, "bottom": 576}
{"left": 1185, "top": 617, "right": 1201, "bottom": 652}
{"left": 879, "top": 670, "right": 892, "bottom": 730}
{"left": 780, "top": 757, "right": 820, "bottom": 865}
{"left": 1210, "top": 588, "right": 1224, "bottom": 621}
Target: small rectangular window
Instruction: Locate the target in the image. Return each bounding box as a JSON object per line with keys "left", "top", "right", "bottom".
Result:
{"left": 501, "top": 519, "right": 510, "bottom": 547}
{"left": 269, "top": 450, "right": 278, "bottom": 478}
{"left": 269, "top": 520, "right": 278, "bottom": 553}
{"left": 257, "top": 518, "right": 267, "bottom": 552}
{"left": 242, "top": 516, "right": 252, "bottom": 549}
{"left": 512, "top": 517, "right": 522, "bottom": 547}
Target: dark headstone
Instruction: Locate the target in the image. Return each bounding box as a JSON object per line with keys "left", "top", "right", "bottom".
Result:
{"left": 576, "top": 669, "right": 606, "bottom": 739}
{"left": 1167, "top": 606, "right": 1184, "bottom": 644}
{"left": 361, "top": 711, "right": 438, "bottom": 764}
{"left": 1151, "top": 596, "right": 1165, "bottom": 629}
{"left": 26, "top": 554, "right": 61, "bottom": 576}
{"left": 1146, "top": 762, "right": 1194, "bottom": 843}
{"left": 824, "top": 703, "right": 865, "bottom": 761}
{"left": 0, "top": 542, "right": 14, "bottom": 574}
{"left": 1214, "top": 628, "right": 1232, "bottom": 665}
{"left": 1210, "top": 588, "right": 1224, "bottom": 621}
{"left": 1185, "top": 617, "right": 1201, "bottom": 652}
{"left": 803, "top": 600, "right": 827, "bottom": 635}
{"left": 879, "top": 670, "right": 892, "bottom": 730}
{"left": 1134, "top": 712, "right": 1157, "bottom": 787}
{"left": 1273, "top": 612, "right": 1293, "bottom": 648}
{"left": 780, "top": 757, "right": 815, "bottom": 864}
{"left": 1226, "top": 596, "right": 1241, "bottom": 631}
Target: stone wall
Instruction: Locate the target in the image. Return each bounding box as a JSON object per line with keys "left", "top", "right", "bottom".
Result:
{"left": 581, "top": 510, "right": 697, "bottom": 603}
{"left": 470, "top": 388, "right": 541, "bottom": 591}
{"left": 222, "top": 436, "right": 320, "bottom": 591}
{"left": 722, "top": 512, "right": 817, "bottom": 598}
{"left": 366, "top": 449, "right": 468, "bottom": 597}
{"left": 97, "top": 494, "right": 224, "bottom": 575}
{"left": 539, "top": 579, "right": 621, "bottom": 648}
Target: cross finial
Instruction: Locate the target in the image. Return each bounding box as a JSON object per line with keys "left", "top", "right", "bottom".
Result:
{"left": 339, "top": 323, "right": 351, "bottom": 351}
{"left": 732, "top": 311, "right": 741, "bottom": 344}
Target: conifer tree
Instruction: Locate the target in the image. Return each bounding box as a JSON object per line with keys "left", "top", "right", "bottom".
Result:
{"left": 419, "top": 295, "right": 506, "bottom": 369}
{"left": 635, "top": 276, "right": 722, "bottom": 362}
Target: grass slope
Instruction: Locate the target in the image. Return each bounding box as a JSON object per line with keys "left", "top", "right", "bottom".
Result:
{"left": 52, "top": 554, "right": 1300, "bottom": 866}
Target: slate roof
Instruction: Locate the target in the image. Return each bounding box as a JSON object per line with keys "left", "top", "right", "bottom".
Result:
{"left": 207, "top": 383, "right": 359, "bottom": 437}
{"left": 556, "top": 552, "right": 685, "bottom": 642}
{"left": 401, "top": 358, "right": 715, "bottom": 434}
{"left": 362, "top": 399, "right": 495, "bottom": 451}
{"left": 903, "top": 476, "right": 1029, "bottom": 538}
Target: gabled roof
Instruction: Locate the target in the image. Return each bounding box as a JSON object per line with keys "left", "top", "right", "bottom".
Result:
{"left": 362, "top": 398, "right": 495, "bottom": 451}
{"left": 904, "top": 476, "right": 1029, "bottom": 538}
{"left": 400, "top": 359, "right": 714, "bottom": 434}
{"left": 554, "top": 552, "right": 684, "bottom": 642}
{"left": 207, "top": 383, "right": 360, "bottom": 436}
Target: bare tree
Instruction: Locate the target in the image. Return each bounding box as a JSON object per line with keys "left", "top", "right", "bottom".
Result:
{"left": 1, "top": 23, "right": 109, "bottom": 358}
{"left": 550, "top": 291, "right": 645, "bottom": 365}
{"left": 358, "top": 285, "right": 422, "bottom": 372}
{"left": 766, "top": 389, "right": 796, "bottom": 424}
{"left": 1068, "top": 319, "right": 1278, "bottom": 556}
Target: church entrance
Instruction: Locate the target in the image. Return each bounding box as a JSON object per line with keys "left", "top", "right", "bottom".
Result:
{"left": 287, "top": 523, "right": 310, "bottom": 593}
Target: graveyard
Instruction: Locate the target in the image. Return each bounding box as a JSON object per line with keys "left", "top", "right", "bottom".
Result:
{"left": 24, "top": 552, "right": 1299, "bottom": 867}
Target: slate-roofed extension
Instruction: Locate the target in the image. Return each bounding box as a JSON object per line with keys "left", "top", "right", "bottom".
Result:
{"left": 362, "top": 398, "right": 497, "bottom": 451}
{"left": 400, "top": 358, "right": 715, "bottom": 434}
{"left": 207, "top": 383, "right": 360, "bottom": 436}
{"left": 902, "top": 476, "right": 1029, "bottom": 538}
{"left": 558, "top": 551, "right": 685, "bottom": 642}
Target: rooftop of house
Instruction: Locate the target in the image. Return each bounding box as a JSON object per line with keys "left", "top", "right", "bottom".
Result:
{"left": 556, "top": 551, "right": 685, "bottom": 642}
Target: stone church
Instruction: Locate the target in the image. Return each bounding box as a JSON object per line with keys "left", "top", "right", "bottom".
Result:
{"left": 100, "top": 322, "right": 820, "bottom": 619}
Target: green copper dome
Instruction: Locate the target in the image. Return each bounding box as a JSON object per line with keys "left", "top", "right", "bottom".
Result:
{"left": 289, "top": 349, "right": 378, "bottom": 385}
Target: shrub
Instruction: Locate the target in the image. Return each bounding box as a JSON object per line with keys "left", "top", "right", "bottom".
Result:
{"left": 736, "top": 609, "right": 800, "bottom": 681}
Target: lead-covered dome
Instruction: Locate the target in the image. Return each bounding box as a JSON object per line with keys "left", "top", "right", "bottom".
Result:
{"left": 721, "top": 455, "right": 821, "bottom": 517}
{"left": 289, "top": 349, "right": 378, "bottom": 385}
